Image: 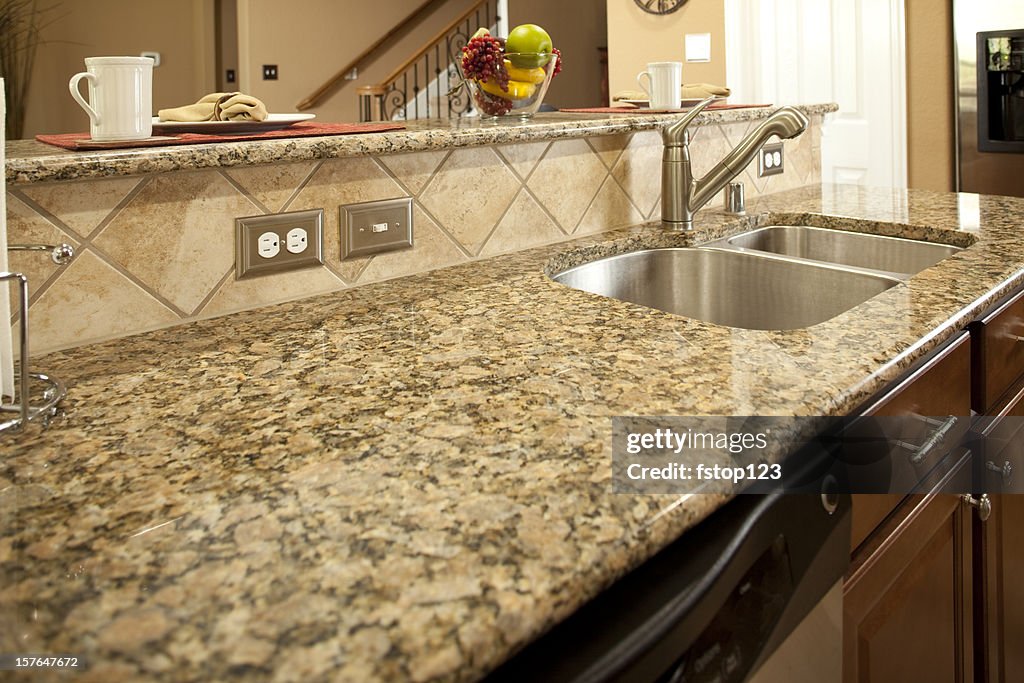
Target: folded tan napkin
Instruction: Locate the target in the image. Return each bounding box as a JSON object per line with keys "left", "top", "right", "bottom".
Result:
{"left": 158, "top": 92, "right": 269, "bottom": 122}
{"left": 613, "top": 83, "right": 732, "bottom": 102}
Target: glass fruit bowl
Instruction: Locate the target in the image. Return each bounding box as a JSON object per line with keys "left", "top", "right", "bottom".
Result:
{"left": 464, "top": 52, "right": 559, "bottom": 119}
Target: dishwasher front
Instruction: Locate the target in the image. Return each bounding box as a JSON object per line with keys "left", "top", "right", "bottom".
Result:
{"left": 482, "top": 486, "right": 850, "bottom": 683}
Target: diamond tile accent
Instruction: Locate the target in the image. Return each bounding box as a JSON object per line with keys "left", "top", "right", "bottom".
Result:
{"left": 201, "top": 265, "right": 346, "bottom": 318}
{"left": 287, "top": 157, "right": 409, "bottom": 280}
{"left": 587, "top": 134, "right": 630, "bottom": 170}
{"left": 420, "top": 147, "right": 519, "bottom": 255}
{"left": 24, "top": 250, "right": 178, "bottom": 354}
{"left": 576, "top": 177, "right": 644, "bottom": 235}
{"left": 479, "top": 190, "right": 564, "bottom": 257}
{"left": 223, "top": 161, "right": 320, "bottom": 213}
{"left": 495, "top": 142, "right": 549, "bottom": 180}
{"left": 5, "top": 193, "right": 80, "bottom": 308}
{"left": 19, "top": 177, "right": 140, "bottom": 239}
{"left": 527, "top": 138, "right": 607, "bottom": 232}
{"left": 359, "top": 205, "right": 467, "bottom": 283}
{"left": 94, "top": 170, "right": 260, "bottom": 314}
{"left": 378, "top": 150, "right": 450, "bottom": 195}
{"left": 611, "top": 130, "right": 663, "bottom": 219}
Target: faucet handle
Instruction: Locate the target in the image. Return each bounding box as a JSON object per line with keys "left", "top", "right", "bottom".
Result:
{"left": 662, "top": 95, "right": 718, "bottom": 145}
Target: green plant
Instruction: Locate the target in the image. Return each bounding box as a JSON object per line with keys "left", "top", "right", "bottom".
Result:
{"left": 0, "top": 0, "right": 58, "bottom": 139}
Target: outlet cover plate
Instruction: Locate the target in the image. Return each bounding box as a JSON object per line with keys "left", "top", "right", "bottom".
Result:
{"left": 235, "top": 208, "right": 324, "bottom": 280}
{"left": 341, "top": 197, "right": 414, "bottom": 260}
{"left": 758, "top": 142, "right": 785, "bottom": 177}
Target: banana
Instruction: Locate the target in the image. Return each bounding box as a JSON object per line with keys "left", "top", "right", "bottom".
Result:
{"left": 503, "top": 60, "right": 547, "bottom": 84}
{"left": 479, "top": 78, "right": 536, "bottom": 100}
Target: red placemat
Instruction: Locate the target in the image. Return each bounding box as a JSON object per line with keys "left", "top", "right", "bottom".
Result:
{"left": 35, "top": 121, "right": 407, "bottom": 151}
{"left": 559, "top": 103, "right": 772, "bottom": 114}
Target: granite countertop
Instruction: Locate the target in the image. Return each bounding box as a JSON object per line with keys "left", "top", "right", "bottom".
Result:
{"left": 5, "top": 105, "right": 837, "bottom": 184}
{"left": 4, "top": 183, "right": 1022, "bottom": 682}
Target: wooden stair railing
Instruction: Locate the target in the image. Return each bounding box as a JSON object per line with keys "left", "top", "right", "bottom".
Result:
{"left": 296, "top": 0, "right": 441, "bottom": 112}
{"left": 357, "top": 0, "right": 498, "bottom": 121}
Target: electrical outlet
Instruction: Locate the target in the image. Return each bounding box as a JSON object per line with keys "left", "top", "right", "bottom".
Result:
{"left": 235, "top": 209, "right": 324, "bottom": 280}
{"left": 341, "top": 197, "right": 414, "bottom": 259}
{"left": 262, "top": 64, "right": 278, "bottom": 80}
{"left": 258, "top": 231, "right": 280, "bottom": 258}
{"left": 758, "top": 142, "right": 784, "bottom": 177}
{"left": 226, "top": 69, "right": 236, "bottom": 84}
{"left": 286, "top": 227, "right": 308, "bottom": 254}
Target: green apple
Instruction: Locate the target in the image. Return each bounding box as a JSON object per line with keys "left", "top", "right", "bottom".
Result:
{"left": 506, "top": 24, "right": 552, "bottom": 68}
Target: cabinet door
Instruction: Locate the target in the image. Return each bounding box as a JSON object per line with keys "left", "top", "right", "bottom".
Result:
{"left": 977, "top": 383, "right": 1024, "bottom": 682}
{"left": 843, "top": 454, "right": 973, "bottom": 683}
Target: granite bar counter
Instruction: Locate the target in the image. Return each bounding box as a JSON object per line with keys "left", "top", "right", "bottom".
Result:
{"left": 4, "top": 182, "right": 1024, "bottom": 682}
{"left": 7, "top": 105, "right": 837, "bottom": 184}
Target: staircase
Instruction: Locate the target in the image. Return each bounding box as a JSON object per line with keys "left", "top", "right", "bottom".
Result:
{"left": 296, "top": 0, "right": 500, "bottom": 122}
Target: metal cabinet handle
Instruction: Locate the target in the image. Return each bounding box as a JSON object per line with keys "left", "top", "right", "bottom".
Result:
{"left": 987, "top": 460, "right": 1013, "bottom": 484}
{"left": 895, "top": 415, "right": 958, "bottom": 465}
{"left": 962, "top": 494, "right": 992, "bottom": 522}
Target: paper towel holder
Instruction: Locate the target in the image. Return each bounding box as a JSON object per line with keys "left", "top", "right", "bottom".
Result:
{"left": 0, "top": 243, "right": 74, "bottom": 434}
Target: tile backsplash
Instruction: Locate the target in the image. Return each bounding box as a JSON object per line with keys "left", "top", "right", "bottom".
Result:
{"left": 8, "top": 116, "right": 822, "bottom": 355}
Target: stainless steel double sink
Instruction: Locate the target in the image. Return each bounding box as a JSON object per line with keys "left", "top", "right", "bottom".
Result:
{"left": 552, "top": 225, "right": 963, "bottom": 330}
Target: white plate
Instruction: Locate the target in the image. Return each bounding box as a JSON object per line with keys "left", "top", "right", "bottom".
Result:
{"left": 619, "top": 98, "right": 723, "bottom": 109}
{"left": 151, "top": 113, "right": 316, "bottom": 134}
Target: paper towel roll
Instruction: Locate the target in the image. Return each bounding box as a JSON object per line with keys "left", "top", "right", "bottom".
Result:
{"left": 0, "top": 78, "right": 15, "bottom": 402}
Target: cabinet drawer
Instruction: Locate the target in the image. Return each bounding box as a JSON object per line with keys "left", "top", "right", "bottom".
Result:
{"left": 978, "top": 381, "right": 1024, "bottom": 494}
{"left": 973, "top": 287, "right": 1024, "bottom": 413}
{"left": 850, "top": 332, "right": 972, "bottom": 552}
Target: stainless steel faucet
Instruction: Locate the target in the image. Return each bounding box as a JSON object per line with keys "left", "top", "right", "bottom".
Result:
{"left": 661, "top": 97, "right": 809, "bottom": 231}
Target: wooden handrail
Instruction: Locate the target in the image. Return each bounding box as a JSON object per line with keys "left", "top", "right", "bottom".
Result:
{"left": 296, "top": 0, "right": 441, "bottom": 111}
{"left": 375, "top": 0, "right": 488, "bottom": 92}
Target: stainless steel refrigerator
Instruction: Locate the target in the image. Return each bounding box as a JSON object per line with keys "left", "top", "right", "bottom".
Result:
{"left": 954, "top": 1, "right": 1024, "bottom": 197}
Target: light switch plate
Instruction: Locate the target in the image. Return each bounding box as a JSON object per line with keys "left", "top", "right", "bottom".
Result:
{"left": 341, "top": 197, "right": 414, "bottom": 260}
{"left": 684, "top": 33, "right": 712, "bottom": 63}
{"left": 235, "top": 208, "right": 324, "bottom": 279}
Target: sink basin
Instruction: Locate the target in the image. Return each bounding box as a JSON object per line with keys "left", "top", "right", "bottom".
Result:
{"left": 552, "top": 248, "right": 900, "bottom": 330}
{"left": 722, "top": 226, "right": 962, "bottom": 278}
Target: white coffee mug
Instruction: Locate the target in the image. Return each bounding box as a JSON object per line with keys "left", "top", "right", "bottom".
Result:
{"left": 637, "top": 61, "right": 683, "bottom": 110}
{"left": 69, "top": 56, "right": 154, "bottom": 141}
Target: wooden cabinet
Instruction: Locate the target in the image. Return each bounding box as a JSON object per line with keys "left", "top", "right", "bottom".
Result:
{"left": 843, "top": 451, "right": 974, "bottom": 683}
{"left": 844, "top": 332, "right": 975, "bottom": 683}
{"left": 971, "top": 296, "right": 1024, "bottom": 683}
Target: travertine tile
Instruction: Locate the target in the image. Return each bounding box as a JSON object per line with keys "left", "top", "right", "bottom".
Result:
{"left": 24, "top": 249, "right": 178, "bottom": 354}
{"left": 282, "top": 156, "right": 408, "bottom": 281}
{"left": 479, "top": 190, "right": 564, "bottom": 257}
{"left": 420, "top": 147, "right": 520, "bottom": 255}
{"left": 576, "top": 177, "right": 645, "bottom": 235}
{"left": 611, "top": 130, "right": 663, "bottom": 219}
{"left": 223, "top": 161, "right": 319, "bottom": 213}
{"left": 94, "top": 170, "right": 260, "bottom": 314}
{"left": 527, "top": 139, "right": 607, "bottom": 232}
{"left": 587, "top": 133, "right": 630, "bottom": 170}
{"left": 495, "top": 142, "right": 549, "bottom": 180}
{"left": 359, "top": 206, "right": 467, "bottom": 283}
{"left": 201, "top": 265, "right": 346, "bottom": 318}
{"left": 378, "top": 150, "right": 449, "bottom": 195}
{"left": 18, "top": 177, "right": 140, "bottom": 238}
{"left": 5, "top": 193, "right": 80, "bottom": 309}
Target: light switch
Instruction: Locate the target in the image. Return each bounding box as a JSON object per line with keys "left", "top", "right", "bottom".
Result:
{"left": 684, "top": 33, "right": 712, "bottom": 63}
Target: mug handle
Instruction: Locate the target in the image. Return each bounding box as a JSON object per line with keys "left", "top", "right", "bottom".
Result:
{"left": 636, "top": 71, "right": 652, "bottom": 100}
{"left": 69, "top": 72, "right": 100, "bottom": 125}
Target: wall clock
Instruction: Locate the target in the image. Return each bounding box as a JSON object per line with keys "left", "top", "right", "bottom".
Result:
{"left": 634, "top": 0, "right": 688, "bottom": 15}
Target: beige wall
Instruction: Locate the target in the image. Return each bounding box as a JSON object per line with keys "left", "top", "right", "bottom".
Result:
{"left": 238, "top": 0, "right": 481, "bottom": 123}
{"left": 905, "top": 0, "right": 954, "bottom": 192}
{"left": 23, "top": 0, "right": 215, "bottom": 139}
{"left": 606, "top": 0, "right": 727, "bottom": 99}
{"left": 509, "top": 0, "right": 608, "bottom": 108}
